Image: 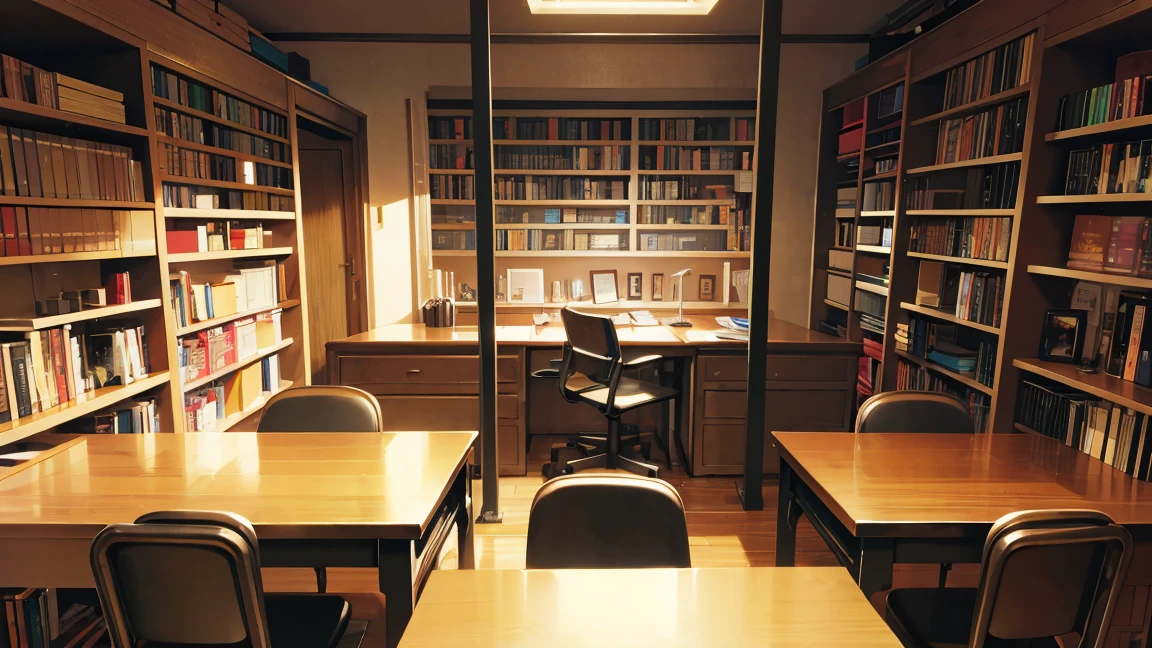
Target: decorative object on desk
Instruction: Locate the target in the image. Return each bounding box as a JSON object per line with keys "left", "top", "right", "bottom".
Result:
{"left": 569, "top": 279, "right": 587, "bottom": 301}
{"left": 590, "top": 269, "right": 619, "bottom": 305}
{"left": 551, "top": 280, "right": 564, "bottom": 303}
{"left": 666, "top": 268, "right": 693, "bottom": 327}
{"left": 1039, "top": 309, "right": 1086, "bottom": 364}
{"left": 699, "top": 274, "right": 716, "bottom": 302}
{"left": 627, "top": 273, "right": 642, "bottom": 300}
{"left": 651, "top": 273, "right": 664, "bottom": 301}
{"left": 421, "top": 297, "right": 455, "bottom": 327}
{"left": 507, "top": 268, "right": 545, "bottom": 303}
{"left": 458, "top": 282, "right": 476, "bottom": 302}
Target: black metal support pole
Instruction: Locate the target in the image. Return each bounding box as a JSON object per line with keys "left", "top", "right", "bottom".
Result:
{"left": 740, "top": 0, "right": 783, "bottom": 511}
{"left": 471, "top": 0, "right": 501, "bottom": 524}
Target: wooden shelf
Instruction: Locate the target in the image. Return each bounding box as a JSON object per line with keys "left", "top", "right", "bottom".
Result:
{"left": 855, "top": 281, "right": 889, "bottom": 297}
{"left": 429, "top": 139, "right": 472, "bottom": 145}
{"left": 0, "top": 97, "right": 148, "bottom": 139}
{"left": 498, "top": 139, "right": 631, "bottom": 146}
{"left": 430, "top": 199, "right": 475, "bottom": 206}
{"left": 900, "top": 302, "right": 1000, "bottom": 335}
{"left": 216, "top": 379, "right": 293, "bottom": 432}
{"left": 909, "top": 84, "right": 1032, "bottom": 127}
{"left": 908, "top": 252, "right": 1009, "bottom": 269}
{"left": 862, "top": 171, "right": 898, "bottom": 182}
{"left": 497, "top": 200, "right": 630, "bottom": 206}
{"left": 160, "top": 173, "right": 295, "bottom": 196}
{"left": 866, "top": 121, "right": 901, "bottom": 135}
{"left": 635, "top": 199, "right": 734, "bottom": 206}
{"left": 432, "top": 249, "right": 474, "bottom": 256}
{"left": 1037, "top": 193, "right": 1152, "bottom": 204}
{"left": 430, "top": 168, "right": 474, "bottom": 175}
{"left": 154, "top": 134, "right": 293, "bottom": 169}
{"left": 855, "top": 245, "right": 892, "bottom": 255}
{"left": 831, "top": 245, "right": 854, "bottom": 251}
{"left": 639, "top": 140, "right": 754, "bottom": 146}
{"left": 0, "top": 196, "right": 153, "bottom": 209}
{"left": 182, "top": 337, "right": 294, "bottom": 392}
{"left": 906, "top": 153, "right": 1023, "bottom": 175}
{"left": 460, "top": 300, "right": 746, "bottom": 312}
{"left": 840, "top": 120, "right": 864, "bottom": 132}
{"left": 864, "top": 141, "right": 901, "bottom": 153}
{"left": 496, "top": 169, "right": 629, "bottom": 176}
{"left": 431, "top": 223, "right": 476, "bottom": 231}
{"left": 827, "top": 268, "right": 852, "bottom": 278}
{"left": 495, "top": 250, "right": 748, "bottom": 258}
{"left": 496, "top": 223, "right": 631, "bottom": 230}
{"left": 1027, "top": 265, "right": 1152, "bottom": 288}
{"left": 168, "top": 247, "right": 293, "bottom": 263}
{"left": 152, "top": 96, "right": 291, "bottom": 144}
{"left": 905, "top": 209, "right": 1015, "bottom": 217}
{"left": 895, "top": 350, "right": 993, "bottom": 395}
{"left": 859, "top": 210, "right": 896, "bottom": 217}
{"left": 1046, "top": 114, "right": 1152, "bottom": 142}
{"left": 823, "top": 299, "right": 849, "bottom": 312}
{"left": 835, "top": 214, "right": 856, "bottom": 220}
{"left": 837, "top": 152, "right": 861, "bottom": 162}
{"left": 636, "top": 224, "right": 731, "bottom": 231}
{"left": 163, "top": 207, "right": 296, "bottom": 220}
{"left": 0, "top": 372, "right": 169, "bottom": 447}
{"left": 176, "top": 299, "right": 300, "bottom": 337}
{"left": 0, "top": 249, "right": 155, "bottom": 267}
{"left": 637, "top": 169, "right": 743, "bottom": 176}
{"left": 0, "top": 299, "right": 163, "bottom": 332}
{"left": 1014, "top": 358, "right": 1152, "bottom": 417}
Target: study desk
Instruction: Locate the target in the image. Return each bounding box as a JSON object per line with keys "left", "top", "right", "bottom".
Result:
{"left": 0, "top": 432, "right": 476, "bottom": 648}
{"left": 327, "top": 316, "right": 860, "bottom": 477}
{"left": 398, "top": 567, "right": 902, "bottom": 647}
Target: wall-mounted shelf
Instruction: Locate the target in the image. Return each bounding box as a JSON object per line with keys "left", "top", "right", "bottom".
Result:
{"left": 0, "top": 299, "right": 164, "bottom": 332}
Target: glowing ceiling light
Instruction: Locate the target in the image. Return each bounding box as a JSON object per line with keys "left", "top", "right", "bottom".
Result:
{"left": 526, "top": 0, "right": 720, "bottom": 15}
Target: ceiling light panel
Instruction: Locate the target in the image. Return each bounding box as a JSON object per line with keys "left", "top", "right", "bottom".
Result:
{"left": 526, "top": 0, "right": 720, "bottom": 15}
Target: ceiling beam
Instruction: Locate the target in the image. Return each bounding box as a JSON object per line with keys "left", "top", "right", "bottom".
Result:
{"left": 262, "top": 31, "right": 870, "bottom": 44}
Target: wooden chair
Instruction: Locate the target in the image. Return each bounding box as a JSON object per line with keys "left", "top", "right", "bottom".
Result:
{"left": 257, "top": 385, "right": 383, "bottom": 433}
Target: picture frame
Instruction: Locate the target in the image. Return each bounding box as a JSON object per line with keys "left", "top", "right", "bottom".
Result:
{"left": 590, "top": 270, "right": 619, "bottom": 304}
{"left": 506, "top": 268, "right": 545, "bottom": 304}
{"left": 1039, "top": 308, "right": 1087, "bottom": 364}
{"left": 699, "top": 274, "right": 716, "bottom": 301}
{"left": 652, "top": 273, "right": 665, "bottom": 301}
{"left": 627, "top": 273, "right": 643, "bottom": 300}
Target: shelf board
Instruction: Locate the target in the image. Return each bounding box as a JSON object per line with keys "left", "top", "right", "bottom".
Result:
{"left": 1027, "top": 265, "right": 1152, "bottom": 288}
{"left": 176, "top": 299, "right": 300, "bottom": 337}
{"left": 0, "top": 97, "right": 150, "bottom": 139}
{"left": 0, "top": 249, "right": 155, "bottom": 267}
{"left": 431, "top": 249, "right": 474, "bottom": 256}
{"left": 1014, "top": 358, "right": 1152, "bottom": 417}
{"left": 494, "top": 169, "right": 629, "bottom": 176}
{"left": 182, "top": 337, "right": 294, "bottom": 392}
{"left": 909, "top": 84, "right": 1032, "bottom": 127}
{"left": 0, "top": 196, "right": 153, "bottom": 209}
{"left": 835, "top": 213, "right": 856, "bottom": 220}
{"left": 866, "top": 121, "right": 901, "bottom": 135}
{"left": 855, "top": 245, "right": 892, "bottom": 255}
{"left": 429, "top": 139, "right": 473, "bottom": 145}
{"left": 855, "top": 281, "right": 889, "bottom": 297}
{"left": 1037, "top": 193, "right": 1152, "bottom": 204}
{"left": 154, "top": 134, "right": 293, "bottom": 169}
{"left": 1046, "top": 114, "right": 1152, "bottom": 142}
{"left": 861, "top": 171, "right": 898, "bottom": 182}
{"left": 859, "top": 210, "right": 896, "bottom": 217}
{"left": 823, "top": 299, "right": 849, "bottom": 312}
{"left": 430, "top": 199, "right": 475, "bottom": 206}
{"left": 908, "top": 252, "right": 1009, "bottom": 269}
{"left": 216, "top": 379, "right": 293, "bottom": 432}
{"left": 496, "top": 223, "right": 631, "bottom": 230}
{"left": 639, "top": 140, "right": 754, "bottom": 146}
{"left": 163, "top": 207, "right": 296, "bottom": 220}
{"left": 496, "top": 200, "right": 630, "bottom": 206}
{"left": 836, "top": 152, "right": 861, "bottom": 162}
{"left": 636, "top": 224, "right": 731, "bottom": 231}
{"left": 430, "top": 168, "right": 474, "bottom": 175}
{"left": 906, "top": 153, "right": 1023, "bottom": 175}
{"left": 831, "top": 245, "right": 854, "bottom": 252}
{"left": 0, "top": 372, "right": 169, "bottom": 447}
{"left": 637, "top": 169, "right": 743, "bottom": 176}
{"left": 462, "top": 300, "right": 746, "bottom": 312}
{"left": 168, "top": 247, "right": 293, "bottom": 263}
{"left": 0, "top": 299, "right": 163, "bottom": 332}
{"left": 151, "top": 96, "right": 291, "bottom": 144}
{"left": 840, "top": 120, "right": 864, "bottom": 132}
{"left": 905, "top": 209, "right": 1015, "bottom": 217}
{"left": 498, "top": 139, "right": 631, "bottom": 146}
{"left": 496, "top": 250, "right": 748, "bottom": 258}
{"left": 895, "top": 350, "right": 993, "bottom": 395}
{"left": 636, "top": 199, "right": 735, "bottom": 206}
{"left": 827, "top": 268, "right": 852, "bottom": 278}
{"left": 900, "top": 302, "right": 1001, "bottom": 335}
{"left": 160, "top": 173, "right": 295, "bottom": 196}
{"left": 863, "top": 140, "right": 901, "bottom": 153}
{"left": 431, "top": 223, "right": 476, "bottom": 231}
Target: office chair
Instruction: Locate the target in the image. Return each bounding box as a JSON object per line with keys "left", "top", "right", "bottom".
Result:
{"left": 885, "top": 509, "right": 1132, "bottom": 648}
{"left": 554, "top": 307, "right": 678, "bottom": 478}
{"left": 856, "top": 391, "right": 975, "bottom": 433}
{"left": 91, "top": 510, "right": 352, "bottom": 648}
{"left": 526, "top": 474, "right": 691, "bottom": 569}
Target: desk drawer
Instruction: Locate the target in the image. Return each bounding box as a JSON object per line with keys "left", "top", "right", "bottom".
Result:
{"left": 699, "top": 354, "right": 855, "bottom": 385}
{"left": 340, "top": 355, "right": 519, "bottom": 386}
{"left": 703, "top": 390, "right": 852, "bottom": 428}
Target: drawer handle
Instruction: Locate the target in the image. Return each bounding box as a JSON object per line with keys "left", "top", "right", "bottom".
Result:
{"left": 406, "top": 369, "right": 422, "bottom": 375}
{"left": 712, "top": 370, "right": 721, "bottom": 378}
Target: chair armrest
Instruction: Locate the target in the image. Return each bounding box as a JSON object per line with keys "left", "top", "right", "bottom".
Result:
{"left": 625, "top": 354, "right": 663, "bottom": 369}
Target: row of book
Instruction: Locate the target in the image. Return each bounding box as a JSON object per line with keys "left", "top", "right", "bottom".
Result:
{"left": 1016, "top": 378, "right": 1151, "bottom": 478}
{"left": 1, "top": 54, "right": 127, "bottom": 124}
{"left": 80, "top": 397, "right": 160, "bottom": 434}
{"left": 903, "top": 162, "right": 1021, "bottom": 210}
{"left": 934, "top": 97, "right": 1028, "bottom": 165}
{"left": 166, "top": 221, "right": 267, "bottom": 254}
{"left": 1104, "top": 291, "right": 1152, "bottom": 388}
{"left": 0, "top": 320, "right": 151, "bottom": 424}
{"left": 1064, "top": 140, "right": 1152, "bottom": 196}
{"left": 908, "top": 216, "right": 1012, "bottom": 262}
{"left": 1056, "top": 74, "right": 1152, "bottom": 132}
{"left": 184, "top": 353, "right": 282, "bottom": 432}
{"left": 896, "top": 318, "right": 998, "bottom": 387}
{"left": 638, "top": 203, "right": 744, "bottom": 227}
{"left": 430, "top": 143, "right": 472, "bottom": 170}
{"left": 1067, "top": 215, "right": 1152, "bottom": 276}
{"left": 1, "top": 592, "right": 109, "bottom": 648}
{"left": 500, "top": 208, "right": 628, "bottom": 225}
{"left": 638, "top": 146, "right": 751, "bottom": 171}
{"left": 638, "top": 231, "right": 732, "bottom": 253}
{"left": 862, "top": 181, "right": 895, "bottom": 212}
{"left": 178, "top": 312, "right": 283, "bottom": 385}
{"left": 896, "top": 360, "right": 991, "bottom": 431}
{"left": 161, "top": 184, "right": 295, "bottom": 211}
{"left": 497, "top": 230, "right": 627, "bottom": 252}
{"left": 0, "top": 207, "right": 154, "bottom": 257}
{"left": 151, "top": 65, "right": 288, "bottom": 138}
{"left": 941, "top": 33, "right": 1034, "bottom": 111}
{"left": 837, "top": 220, "right": 855, "bottom": 248}
{"left": 169, "top": 263, "right": 285, "bottom": 329}
{"left": 493, "top": 145, "right": 630, "bottom": 171}
{"left": 0, "top": 126, "right": 146, "bottom": 202}
{"left": 429, "top": 117, "right": 472, "bottom": 140}
{"left": 917, "top": 261, "right": 1005, "bottom": 328}
{"left": 494, "top": 177, "right": 627, "bottom": 201}
{"left": 874, "top": 157, "right": 898, "bottom": 175}
{"left": 160, "top": 143, "right": 292, "bottom": 189}
{"left": 637, "top": 118, "right": 755, "bottom": 142}
{"left": 856, "top": 222, "right": 893, "bottom": 247}
{"left": 155, "top": 106, "right": 288, "bottom": 162}
{"left": 494, "top": 117, "right": 630, "bottom": 142}
{"left": 432, "top": 231, "right": 474, "bottom": 250}
{"left": 430, "top": 174, "right": 474, "bottom": 200}
{"left": 639, "top": 178, "right": 733, "bottom": 201}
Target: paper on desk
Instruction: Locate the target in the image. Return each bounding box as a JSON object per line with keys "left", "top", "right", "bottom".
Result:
{"left": 628, "top": 310, "right": 660, "bottom": 326}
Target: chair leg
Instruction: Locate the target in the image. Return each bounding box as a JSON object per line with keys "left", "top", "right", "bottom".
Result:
{"left": 565, "top": 453, "right": 608, "bottom": 474}
{"left": 315, "top": 567, "right": 327, "bottom": 593}
{"left": 617, "top": 455, "right": 659, "bottom": 478}
{"left": 938, "top": 563, "right": 952, "bottom": 588}
{"left": 607, "top": 418, "right": 621, "bottom": 469}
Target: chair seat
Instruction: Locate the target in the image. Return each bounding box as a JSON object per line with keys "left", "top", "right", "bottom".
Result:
{"left": 266, "top": 594, "right": 351, "bottom": 648}
{"left": 573, "top": 377, "right": 678, "bottom": 416}
{"left": 886, "top": 589, "right": 1060, "bottom": 648}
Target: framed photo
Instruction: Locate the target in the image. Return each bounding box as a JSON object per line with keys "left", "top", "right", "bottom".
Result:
{"left": 627, "top": 273, "right": 643, "bottom": 300}
{"left": 699, "top": 274, "right": 716, "bottom": 301}
{"left": 590, "top": 270, "right": 619, "bottom": 304}
{"left": 1039, "top": 309, "right": 1087, "bottom": 364}
{"left": 506, "top": 268, "right": 545, "bottom": 304}
{"left": 652, "top": 273, "right": 665, "bottom": 301}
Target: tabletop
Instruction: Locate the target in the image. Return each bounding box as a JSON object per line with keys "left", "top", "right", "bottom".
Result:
{"left": 774, "top": 431, "right": 1152, "bottom": 536}
{"left": 0, "top": 431, "right": 476, "bottom": 540}
{"left": 398, "top": 567, "right": 902, "bottom": 647}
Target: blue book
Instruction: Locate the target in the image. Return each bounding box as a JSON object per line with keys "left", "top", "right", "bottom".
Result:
{"left": 616, "top": 210, "right": 628, "bottom": 224}
{"left": 928, "top": 350, "right": 976, "bottom": 373}
{"left": 544, "top": 209, "right": 561, "bottom": 224}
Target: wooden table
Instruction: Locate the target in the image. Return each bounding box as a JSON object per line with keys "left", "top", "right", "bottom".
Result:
{"left": 773, "top": 431, "right": 1152, "bottom": 597}
{"left": 398, "top": 567, "right": 902, "bottom": 647}
{"left": 0, "top": 432, "right": 476, "bottom": 648}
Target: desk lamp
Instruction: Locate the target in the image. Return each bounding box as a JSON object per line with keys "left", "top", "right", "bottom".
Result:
{"left": 668, "top": 268, "right": 692, "bottom": 327}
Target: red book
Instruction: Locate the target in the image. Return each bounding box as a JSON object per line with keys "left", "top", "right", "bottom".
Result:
{"left": 1104, "top": 216, "right": 1145, "bottom": 274}
{"left": 48, "top": 329, "right": 69, "bottom": 403}
{"left": 0, "top": 206, "right": 14, "bottom": 257}
{"left": 104, "top": 272, "right": 127, "bottom": 305}
{"left": 15, "top": 207, "right": 30, "bottom": 256}
{"left": 165, "top": 230, "right": 199, "bottom": 254}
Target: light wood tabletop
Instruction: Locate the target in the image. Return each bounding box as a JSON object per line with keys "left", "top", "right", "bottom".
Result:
{"left": 398, "top": 567, "right": 902, "bottom": 647}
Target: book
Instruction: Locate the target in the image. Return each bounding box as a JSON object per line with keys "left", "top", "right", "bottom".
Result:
{"left": 0, "top": 126, "right": 143, "bottom": 201}
{"left": 1104, "top": 216, "right": 1145, "bottom": 274}
{"left": 1068, "top": 215, "right": 1113, "bottom": 271}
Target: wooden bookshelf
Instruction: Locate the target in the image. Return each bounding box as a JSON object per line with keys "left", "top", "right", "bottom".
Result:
{"left": 154, "top": 135, "right": 293, "bottom": 169}
{"left": 1045, "top": 114, "right": 1152, "bottom": 142}
{"left": 0, "top": 299, "right": 164, "bottom": 332}
{"left": 824, "top": 299, "right": 849, "bottom": 312}
{"left": 151, "top": 96, "right": 291, "bottom": 144}
{"left": 163, "top": 207, "right": 297, "bottom": 220}
{"left": 176, "top": 299, "right": 300, "bottom": 336}
{"left": 0, "top": 197, "right": 154, "bottom": 209}
{"left": 1037, "top": 193, "right": 1152, "bottom": 204}
{"left": 859, "top": 210, "right": 896, "bottom": 217}
{"left": 0, "top": 250, "right": 156, "bottom": 267}
{"left": 905, "top": 152, "right": 1024, "bottom": 175}
{"left": 855, "top": 282, "right": 889, "bottom": 297}
{"left": 182, "top": 337, "right": 294, "bottom": 392}
{"left": 908, "top": 84, "right": 1032, "bottom": 127}
{"left": 497, "top": 169, "right": 627, "bottom": 176}
{"left": 159, "top": 173, "right": 295, "bottom": 196}
{"left": 855, "top": 245, "right": 892, "bottom": 255}
{"left": 1026, "top": 266, "right": 1152, "bottom": 289}
{"left": 905, "top": 209, "right": 1015, "bottom": 217}
{"left": 168, "top": 247, "right": 294, "bottom": 263}
{"left": 908, "top": 252, "right": 1009, "bottom": 269}
{"left": 1013, "top": 358, "right": 1152, "bottom": 417}
{"left": 900, "top": 302, "right": 1001, "bottom": 335}
{"left": 216, "top": 379, "right": 292, "bottom": 432}
{"left": 0, "top": 97, "right": 151, "bottom": 139}
{"left": 895, "top": 350, "right": 994, "bottom": 395}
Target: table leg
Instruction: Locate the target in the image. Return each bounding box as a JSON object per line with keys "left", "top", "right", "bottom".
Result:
{"left": 378, "top": 539, "right": 415, "bottom": 648}
{"left": 455, "top": 466, "right": 475, "bottom": 570}
{"left": 775, "top": 457, "right": 799, "bottom": 566}
{"left": 855, "top": 538, "right": 895, "bottom": 597}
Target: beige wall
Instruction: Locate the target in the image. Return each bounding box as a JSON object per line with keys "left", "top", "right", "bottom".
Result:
{"left": 284, "top": 40, "right": 864, "bottom": 327}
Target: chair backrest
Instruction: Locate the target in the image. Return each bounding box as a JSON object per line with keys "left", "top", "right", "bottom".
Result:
{"left": 525, "top": 474, "right": 691, "bottom": 569}
{"left": 558, "top": 308, "right": 623, "bottom": 408}
{"left": 968, "top": 509, "right": 1132, "bottom": 648}
{"left": 257, "top": 385, "right": 383, "bottom": 433}
{"left": 856, "top": 391, "right": 974, "bottom": 433}
{"left": 91, "top": 511, "right": 271, "bottom": 648}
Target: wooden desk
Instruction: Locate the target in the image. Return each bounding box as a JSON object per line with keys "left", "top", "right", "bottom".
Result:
{"left": 399, "top": 567, "right": 902, "bottom": 647}
{"left": 0, "top": 432, "right": 476, "bottom": 648}
{"left": 327, "top": 316, "right": 860, "bottom": 476}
